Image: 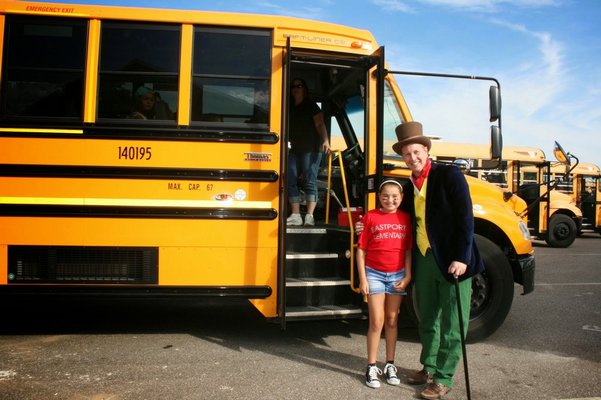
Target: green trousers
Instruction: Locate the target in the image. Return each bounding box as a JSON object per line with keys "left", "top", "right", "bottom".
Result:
{"left": 414, "top": 250, "right": 471, "bottom": 388}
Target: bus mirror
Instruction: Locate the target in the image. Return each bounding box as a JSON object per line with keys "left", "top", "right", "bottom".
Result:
{"left": 553, "top": 141, "right": 570, "bottom": 166}
{"left": 490, "top": 125, "right": 502, "bottom": 161}
{"left": 489, "top": 85, "right": 501, "bottom": 122}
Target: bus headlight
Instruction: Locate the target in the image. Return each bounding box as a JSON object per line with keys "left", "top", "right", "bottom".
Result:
{"left": 519, "top": 220, "right": 531, "bottom": 240}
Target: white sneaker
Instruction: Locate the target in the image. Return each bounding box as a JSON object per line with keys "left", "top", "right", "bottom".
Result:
{"left": 384, "top": 363, "right": 400, "bottom": 385}
{"left": 304, "top": 214, "right": 315, "bottom": 226}
{"left": 286, "top": 213, "right": 303, "bottom": 226}
{"left": 365, "top": 365, "right": 382, "bottom": 388}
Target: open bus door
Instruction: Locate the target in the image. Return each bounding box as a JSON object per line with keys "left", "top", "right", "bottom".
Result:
{"left": 279, "top": 41, "right": 385, "bottom": 326}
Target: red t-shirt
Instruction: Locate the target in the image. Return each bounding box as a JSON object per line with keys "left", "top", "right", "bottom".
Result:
{"left": 357, "top": 209, "right": 413, "bottom": 272}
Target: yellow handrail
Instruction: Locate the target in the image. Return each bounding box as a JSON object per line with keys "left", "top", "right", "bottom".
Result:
{"left": 325, "top": 150, "right": 361, "bottom": 294}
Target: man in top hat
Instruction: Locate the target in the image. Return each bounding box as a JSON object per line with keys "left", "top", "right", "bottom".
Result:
{"left": 394, "top": 121, "right": 483, "bottom": 399}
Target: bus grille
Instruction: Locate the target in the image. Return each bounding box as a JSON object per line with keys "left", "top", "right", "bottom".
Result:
{"left": 7, "top": 246, "right": 158, "bottom": 284}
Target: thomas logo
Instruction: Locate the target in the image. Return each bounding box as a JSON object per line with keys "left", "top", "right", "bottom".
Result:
{"left": 244, "top": 152, "right": 272, "bottom": 162}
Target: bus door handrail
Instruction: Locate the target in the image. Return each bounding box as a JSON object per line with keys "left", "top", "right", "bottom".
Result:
{"left": 325, "top": 150, "right": 361, "bottom": 294}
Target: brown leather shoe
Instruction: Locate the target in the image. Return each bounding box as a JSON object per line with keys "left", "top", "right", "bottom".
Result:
{"left": 420, "top": 382, "right": 450, "bottom": 399}
{"left": 407, "top": 368, "right": 432, "bottom": 385}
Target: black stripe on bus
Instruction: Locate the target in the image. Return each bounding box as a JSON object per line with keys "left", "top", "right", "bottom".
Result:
{"left": 0, "top": 205, "right": 278, "bottom": 220}
{"left": 0, "top": 285, "right": 273, "bottom": 298}
{"left": 0, "top": 126, "right": 279, "bottom": 144}
{"left": 88, "top": 126, "right": 280, "bottom": 144}
{"left": 0, "top": 164, "right": 279, "bottom": 182}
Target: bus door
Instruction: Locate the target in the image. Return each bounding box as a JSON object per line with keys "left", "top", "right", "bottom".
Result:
{"left": 280, "top": 44, "right": 384, "bottom": 323}
{"left": 595, "top": 175, "right": 601, "bottom": 233}
{"left": 511, "top": 160, "right": 545, "bottom": 236}
{"left": 578, "top": 174, "right": 600, "bottom": 232}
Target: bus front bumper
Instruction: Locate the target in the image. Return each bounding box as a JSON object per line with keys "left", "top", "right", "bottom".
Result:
{"left": 516, "top": 254, "right": 535, "bottom": 295}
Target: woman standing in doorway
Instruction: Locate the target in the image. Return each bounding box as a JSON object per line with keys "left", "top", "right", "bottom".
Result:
{"left": 287, "top": 78, "right": 330, "bottom": 226}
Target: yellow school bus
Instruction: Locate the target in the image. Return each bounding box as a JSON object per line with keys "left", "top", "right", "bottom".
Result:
{"left": 0, "top": 0, "right": 534, "bottom": 340}
{"left": 548, "top": 162, "right": 601, "bottom": 235}
{"left": 506, "top": 146, "right": 582, "bottom": 247}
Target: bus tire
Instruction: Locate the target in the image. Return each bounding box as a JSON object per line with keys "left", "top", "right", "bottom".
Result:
{"left": 546, "top": 214, "right": 577, "bottom": 248}
{"left": 402, "top": 234, "right": 514, "bottom": 342}
{"left": 468, "top": 234, "right": 514, "bottom": 342}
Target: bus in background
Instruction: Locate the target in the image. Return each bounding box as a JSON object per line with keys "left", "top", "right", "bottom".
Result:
{"left": 504, "top": 145, "right": 582, "bottom": 248}
{"left": 427, "top": 142, "right": 581, "bottom": 248}
{"left": 548, "top": 162, "right": 601, "bottom": 235}
{"left": 0, "top": 0, "right": 534, "bottom": 341}
{"left": 573, "top": 163, "right": 601, "bottom": 235}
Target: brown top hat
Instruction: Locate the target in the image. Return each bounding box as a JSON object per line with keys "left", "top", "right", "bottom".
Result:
{"left": 391, "top": 121, "right": 432, "bottom": 155}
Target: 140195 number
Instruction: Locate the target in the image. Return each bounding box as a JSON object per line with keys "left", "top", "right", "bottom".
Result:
{"left": 118, "top": 146, "right": 152, "bottom": 160}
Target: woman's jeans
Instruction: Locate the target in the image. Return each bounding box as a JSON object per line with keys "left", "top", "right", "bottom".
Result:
{"left": 287, "top": 151, "right": 322, "bottom": 204}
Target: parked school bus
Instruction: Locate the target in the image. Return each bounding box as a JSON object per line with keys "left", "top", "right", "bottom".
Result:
{"left": 549, "top": 162, "right": 601, "bottom": 235}
{"left": 428, "top": 142, "right": 582, "bottom": 247}
{"left": 0, "top": 0, "right": 534, "bottom": 340}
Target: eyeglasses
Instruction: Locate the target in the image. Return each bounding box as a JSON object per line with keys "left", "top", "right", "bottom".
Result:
{"left": 291, "top": 84, "right": 304, "bottom": 89}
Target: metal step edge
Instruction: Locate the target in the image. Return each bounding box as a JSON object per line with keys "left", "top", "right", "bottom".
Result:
{"left": 286, "top": 306, "right": 363, "bottom": 319}
{"left": 286, "top": 279, "right": 351, "bottom": 287}
{"left": 286, "top": 227, "right": 328, "bottom": 234}
{"left": 286, "top": 252, "right": 338, "bottom": 260}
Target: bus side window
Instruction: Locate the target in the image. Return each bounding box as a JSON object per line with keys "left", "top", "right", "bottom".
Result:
{"left": 0, "top": 16, "right": 87, "bottom": 121}
{"left": 191, "top": 27, "right": 271, "bottom": 129}
{"left": 97, "top": 21, "right": 180, "bottom": 122}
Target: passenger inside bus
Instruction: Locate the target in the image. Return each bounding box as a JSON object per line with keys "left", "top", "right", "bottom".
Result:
{"left": 286, "top": 78, "right": 331, "bottom": 226}
{"left": 129, "top": 86, "right": 174, "bottom": 120}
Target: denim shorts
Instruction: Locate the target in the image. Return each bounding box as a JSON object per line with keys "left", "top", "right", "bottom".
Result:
{"left": 365, "top": 266, "right": 407, "bottom": 295}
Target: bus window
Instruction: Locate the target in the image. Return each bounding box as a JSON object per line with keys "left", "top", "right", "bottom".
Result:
{"left": 191, "top": 28, "right": 271, "bottom": 128}
{"left": 330, "top": 95, "right": 365, "bottom": 151}
{"left": 0, "top": 16, "right": 87, "bottom": 120}
{"left": 481, "top": 159, "right": 506, "bottom": 186}
{"left": 383, "top": 80, "right": 404, "bottom": 156}
{"left": 97, "top": 22, "right": 180, "bottom": 121}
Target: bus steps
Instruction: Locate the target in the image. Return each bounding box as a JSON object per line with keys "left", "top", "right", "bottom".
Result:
{"left": 284, "top": 225, "right": 364, "bottom": 321}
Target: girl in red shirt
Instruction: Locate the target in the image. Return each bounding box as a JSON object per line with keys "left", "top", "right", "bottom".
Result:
{"left": 357, "top": 179, "right": 413, "bottom": 389}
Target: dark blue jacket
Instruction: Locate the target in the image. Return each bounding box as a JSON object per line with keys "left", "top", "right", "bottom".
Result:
{"left": 401, "top": 162, "right": 484, "bottom": 282}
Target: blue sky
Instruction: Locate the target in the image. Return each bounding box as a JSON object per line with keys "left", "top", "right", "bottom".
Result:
{"left": 34, "top": 0, "right": 601, "bottom": 167}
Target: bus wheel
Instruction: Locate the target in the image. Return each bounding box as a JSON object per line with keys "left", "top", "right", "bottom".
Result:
{"left": 467, "top": 234, "right": 514, "bottom": 342}
{"left": 402, "top": 234, "right": 514, "bottom": 342}
{"left": 546, "top": 214, "right": 577, "bottom": 248}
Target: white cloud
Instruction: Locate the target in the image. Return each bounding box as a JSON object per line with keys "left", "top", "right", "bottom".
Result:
{"left": 419, "top": 0, "right": 561, "bottom": 11}
{"left": 490, "top": 19, "right": 565, "bottom": 117}
{"left": 370, "top": 0, "right": 562, "bottom": 13}
{"left": 370, "top": 0, "right": 415, "bottom": 12}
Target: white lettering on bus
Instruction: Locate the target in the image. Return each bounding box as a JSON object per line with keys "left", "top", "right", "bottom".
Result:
{"left": 283, "top": 33, "right": 347, "bottom": 46}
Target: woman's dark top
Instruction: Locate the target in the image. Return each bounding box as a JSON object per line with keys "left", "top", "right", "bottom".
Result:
{"left": 289, "top": 99, "right": 322, "bottom": 154}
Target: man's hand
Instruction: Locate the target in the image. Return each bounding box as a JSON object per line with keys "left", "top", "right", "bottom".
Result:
{"left": 448, "top": 261, "right": 467, "bottom": 279}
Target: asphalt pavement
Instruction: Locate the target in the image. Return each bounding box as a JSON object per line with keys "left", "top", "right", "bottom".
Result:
{"left": 0, "top": 233, "right": 600, "bottom": 400}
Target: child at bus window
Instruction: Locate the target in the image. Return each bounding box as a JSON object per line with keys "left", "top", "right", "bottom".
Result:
{"left": 356, "top": 179, "right": 413, "bottom": 389}
{"left": 130, "top": 86, "right": 174, "bottom": 120}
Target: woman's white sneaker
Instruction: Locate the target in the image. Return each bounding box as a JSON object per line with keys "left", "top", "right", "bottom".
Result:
{"left": 304, "top": 213, "right": 315, "bottom": 226}
{"left": 286, "top": 213, "right": 303, "bottom": 226}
